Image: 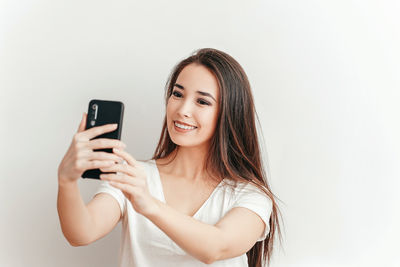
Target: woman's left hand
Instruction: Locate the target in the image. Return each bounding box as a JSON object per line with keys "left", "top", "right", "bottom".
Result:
{"left": 99, "top": 148, "right": 159, "bottom": 217}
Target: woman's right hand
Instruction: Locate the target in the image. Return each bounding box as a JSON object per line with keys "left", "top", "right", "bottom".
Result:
{"left": 57, "top": 112, "right": 126, "bottom": 185}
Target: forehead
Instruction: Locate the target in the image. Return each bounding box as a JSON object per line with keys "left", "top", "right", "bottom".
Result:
{"left": 176, "top": 64, "right": 219, "bottom": 98}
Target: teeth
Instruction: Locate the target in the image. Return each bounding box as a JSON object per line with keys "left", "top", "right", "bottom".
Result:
{"left": 175, "top": 122, "right": 196, "bottom": 130}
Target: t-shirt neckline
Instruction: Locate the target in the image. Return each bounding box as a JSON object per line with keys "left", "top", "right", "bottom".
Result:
{"left": 151, "top": 159, "right": 223, "bottom": 218}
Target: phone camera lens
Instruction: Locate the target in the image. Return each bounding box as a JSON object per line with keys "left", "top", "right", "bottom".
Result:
{"left": 92, "top": 104, "right": 98, "bottom": 109}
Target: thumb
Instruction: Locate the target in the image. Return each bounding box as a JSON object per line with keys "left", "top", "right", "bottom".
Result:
{"left": 77, "top": 112, "right": 87, "bottom": 133}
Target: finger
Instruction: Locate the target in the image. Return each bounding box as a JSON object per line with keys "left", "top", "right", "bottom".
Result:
{"left": 100, "top": 163, "right": 135, "bottom": 176}
{"left": 112, "top": 148, "right": 138, "bottom": 167}
{"left": 77, "top": 112, "right": 87, "bottom": 133}
{"left": 87, "top": 138, "right": 126, "bottom": 150}
{"left": 101, "top": 173, "right": 145, "bottom": 187}
{"left": 84, "top": 151, "right": 123, "bottom": 163}
{"left": 100, "top": 172, "right": 132, "bottom": 184}
{"left": 107, "top": 181, "right": 134, "bottom": 193}
{"left": 81, "top": 160, "right": 115, "bottom": 170}
{"left": 80, "top": 123, "right": 119, "bottom": 140}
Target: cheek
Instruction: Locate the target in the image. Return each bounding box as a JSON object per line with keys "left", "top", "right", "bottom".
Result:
{"left": 166, "top": 100, "right": 175, "bottom": 118}
{"left": 201, "top": 109, "right": 219, "bottom": 129}
{"left": 166, "top": 100, "right": 178, "bottom": 129}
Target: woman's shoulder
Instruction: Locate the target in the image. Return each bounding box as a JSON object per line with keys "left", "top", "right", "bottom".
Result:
{"left": 221, "top": 178, "right": 269, "bottom": 198}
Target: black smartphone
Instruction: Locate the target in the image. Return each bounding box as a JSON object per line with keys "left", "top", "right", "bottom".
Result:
{"left": 82, "top": 99, "right": 124, "bottom": 179}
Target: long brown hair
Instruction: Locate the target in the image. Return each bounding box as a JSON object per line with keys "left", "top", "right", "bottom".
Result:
{"left": 151, "top": 48, "right": 284, "bottom": 267}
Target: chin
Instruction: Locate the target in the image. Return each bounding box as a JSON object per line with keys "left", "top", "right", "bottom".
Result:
{"left": 170, "top": 137, "right": 196, "bottom": 147}
{"left": 169, "top": 133, "right": 200, "bottom": 147}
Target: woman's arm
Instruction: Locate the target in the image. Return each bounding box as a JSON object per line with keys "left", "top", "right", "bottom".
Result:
{"left": 57, "top": 180, "right": 121, "bottom": 246}
{"left": 98, "top": 148, "right": 266, "bottom": 264}
{"left": 146, "top": 199, "right": 224, "bottom": 264}
{"left": 57, "top": 112, "right": 125, "bottom": 246}
{"left": 146, "top": 200, "right": 265, "bottom": 264}
{"left": 57, "top": 180, "right": 95, "bottom": 246}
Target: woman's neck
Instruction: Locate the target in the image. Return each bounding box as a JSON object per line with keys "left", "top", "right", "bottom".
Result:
{"left": 158, "top": 145, "right": 212, "bottom": 183}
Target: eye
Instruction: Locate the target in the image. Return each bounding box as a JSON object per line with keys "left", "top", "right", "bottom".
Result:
{"left": 172, "top": 91, "right": 182, "bottom": 97}
{"left": 198, "top": 99, "right": 210, "bottom": 106}
{"left": 171, "top": 90, "right": 211, "bottom": 106}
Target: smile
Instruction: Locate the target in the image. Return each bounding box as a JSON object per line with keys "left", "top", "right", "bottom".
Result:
{"left": 174, "top": 121, "right": 197, "bottom": 131}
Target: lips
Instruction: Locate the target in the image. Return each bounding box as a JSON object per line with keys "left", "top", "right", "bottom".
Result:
{"left": 174, "top": 120, "right": 197, "bottom": 128}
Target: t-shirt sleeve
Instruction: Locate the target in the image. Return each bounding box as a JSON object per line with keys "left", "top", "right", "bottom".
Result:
{"left": 230, "top": 183, "right": 273, "bottom": 242}
{"left": 93, "top": 180, "right": 127, "bottom": 217}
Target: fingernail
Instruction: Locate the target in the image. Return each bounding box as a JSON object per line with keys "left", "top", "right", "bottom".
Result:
{"left": 114, "top": 148, "right": 120, "bottom": 152}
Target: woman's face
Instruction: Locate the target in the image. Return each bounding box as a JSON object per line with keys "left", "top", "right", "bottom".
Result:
{"left": 166, "top": 63, "right": 220, "bottom": 149}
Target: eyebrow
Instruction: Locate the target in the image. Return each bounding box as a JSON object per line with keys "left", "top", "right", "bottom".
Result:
{"left": 174, "top": 83, "right": 216, "bottom": 102}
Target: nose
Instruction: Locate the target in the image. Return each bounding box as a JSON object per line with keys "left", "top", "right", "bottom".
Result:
{"left": 177, "top": 99, "right": 193, "bottom": 118}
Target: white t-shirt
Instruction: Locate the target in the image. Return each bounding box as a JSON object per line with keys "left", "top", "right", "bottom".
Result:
{"left": 94, "top": 159, "right": 272, "bottom": 267}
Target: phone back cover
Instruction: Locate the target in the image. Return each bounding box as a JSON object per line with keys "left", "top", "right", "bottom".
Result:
{"left": 82, "top": 99, "right": 124, "bottom": 179}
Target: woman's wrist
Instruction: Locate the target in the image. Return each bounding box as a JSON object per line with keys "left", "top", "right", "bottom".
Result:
{"left": 144, "top": 197, "right": 163, "bottom": 219}
{"left": 58, "top": 176, "right": 78, "bottom": 187}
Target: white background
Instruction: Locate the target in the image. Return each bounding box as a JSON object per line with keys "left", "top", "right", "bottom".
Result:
{"left": 1, "top": 1, "right": 399, "bottom": 266}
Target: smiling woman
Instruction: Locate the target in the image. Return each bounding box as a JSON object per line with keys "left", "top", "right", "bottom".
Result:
{"left": 150, "top": 48, "right": 284, "bottom": 266}
{"left": 166, "top": 63, "right": 220, "bottom": 149}
{"left": 57, "top": 48, "right": 283, "bottom": 267}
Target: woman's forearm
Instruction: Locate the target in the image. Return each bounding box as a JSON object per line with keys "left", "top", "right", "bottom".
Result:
{"left": 57, "top": 180, "right": 94, "bottom": 246}
{"left": 146, "top": 198, "right": 224, "bottom": 264}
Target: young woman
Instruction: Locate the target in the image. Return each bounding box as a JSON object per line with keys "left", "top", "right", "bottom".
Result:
{"left": 57, "top": 48, "right": 283, "bottom": 267}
